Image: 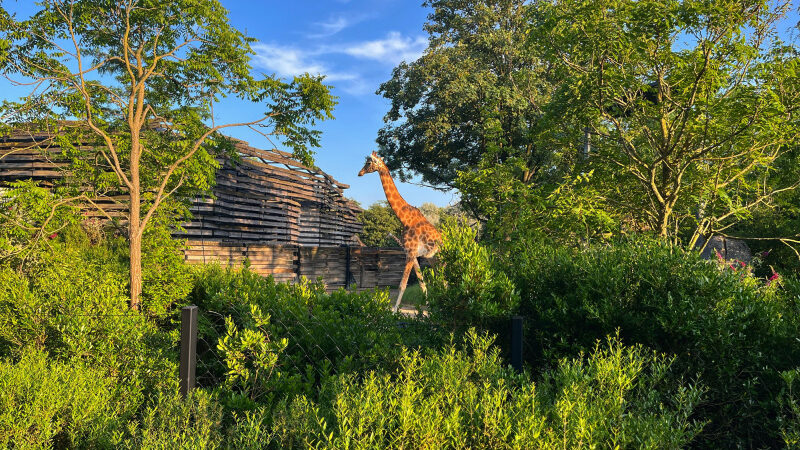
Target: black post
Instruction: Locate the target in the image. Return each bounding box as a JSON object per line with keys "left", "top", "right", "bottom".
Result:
{"left": 344, "top": 245, "right": 352, "bottom": 287}
{"left": 179, "top": 305, "right": 198, "bottom": 398}
{"left": 510, "top": 315, "right": 523, "bottom": 373}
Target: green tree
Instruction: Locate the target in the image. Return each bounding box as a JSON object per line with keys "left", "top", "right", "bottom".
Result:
{"left": 358, "top": 202, "right": 402, "bottom": 247}
{"left": 0, "top": 0, "right": 335, "bottom": 309}
{"left": 535, "top": 0, "right": 800, "bottom": 241}
{"left": 377, "top": 0, "right": 561, "bottom": 192}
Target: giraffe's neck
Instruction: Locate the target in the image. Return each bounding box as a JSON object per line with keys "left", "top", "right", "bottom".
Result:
{"left": 378, "top": 168, "right": 414, "bottom": 227}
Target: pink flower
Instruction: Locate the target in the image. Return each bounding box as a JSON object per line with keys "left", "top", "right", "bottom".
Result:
{"left": 767, "top": 269, "right": 780, "bottom": 286}
{"left": 715, "top": 249, "right": 724, "bottom": 261}
{"left": 738, "top": 260, "right": 746, "bottom": 267}
{"left": 769, "top": 272, "right": 779, "bottom": 281}
{"left": 729, "top": 264, "right": 736, "bottom": 271}
{"left": 47, "top": 233, "right": 58, "bottom": 240}
{"left": 761, "top": 250, "right": 771, "bottom": 258}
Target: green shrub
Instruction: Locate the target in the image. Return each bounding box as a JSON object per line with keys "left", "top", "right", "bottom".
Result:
{"left": 0, "top": 245, "right": 177, "bottom": 394}
{"left": 426, "top": 221, "right": 519, "bottom": 327}
{"left": 191, "top": 265, "right": 446, "bottom": 409}
{"left": 260, "top": 331, "right": 702, "bottom": 449}
{"left": 0, "top": 181, "right": 81, "bottom": 273}
{"left": 124, "top": 390, "right": 223, "bottom": 450}
{"left": 216, "top": 304, "right": 294, "bottom": 404}
{"left": 0, "top": 225, "right": 182, "bottom": 410}
{"left": 778, "top": 369, "right": 800, "bottom": 448}
{"left": 0, "top": 349, "right": 127, "bottom": 448}
{"left": 500, "top": 237, "right": 800, "bottom": 447}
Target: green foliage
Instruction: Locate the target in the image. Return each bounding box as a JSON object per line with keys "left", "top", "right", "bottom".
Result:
{"left": 534, "top": 0, "right": 800, "bottom": 238}
{"left": 778, "top": 369, "right": 800, "bottom": 448}
{"left": 125, "top": 390, "right": 224, "bottom": 450}
{"left": 458, "top": 164, "right": 618, "bottom": 242}
{"left": 0, "top": 181, "right": 80, "bottom": 272}
{"left": 428, "top": 235, "right": 800, "bottom": 447}
{"left": 0, "top": 349, "right": 127, "bottom": 448}
{"left": 358, "top": 202, "right": 403, "bottom": 247}
{"left": 427, "top": 221, "right": 519, "bottom": 326}
{"left": 139, "top": 216, "right": 195, "bottom": 317}
{"left": 377, "top": 0, "right": 558, "bottom": 189}
{"left": 260, "top": 331, "right": 702, "bottom": 448}
{"left": 190, "top": 265, "right": 446, "bottom": 410}
{"left": 217, "top": 305, "right": 289, "bottom": 403}
{"left": 0, "top": 223, "right": 183, "bottom": 400}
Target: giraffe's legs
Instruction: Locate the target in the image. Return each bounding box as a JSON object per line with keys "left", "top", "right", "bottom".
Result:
{"left": 412, "top": 258, "right": 427, "bottom": 294}
{"left": 394, "top": 258, "right": 415, "bottom": 313}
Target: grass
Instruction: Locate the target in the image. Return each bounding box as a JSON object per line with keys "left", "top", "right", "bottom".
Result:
{"left": 398, "top": 283, "right": 427, "bottom": 308}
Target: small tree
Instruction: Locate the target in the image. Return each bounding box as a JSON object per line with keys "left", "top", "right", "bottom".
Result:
{"left": 0, "top": 0, "right": 335, "bottom": 309}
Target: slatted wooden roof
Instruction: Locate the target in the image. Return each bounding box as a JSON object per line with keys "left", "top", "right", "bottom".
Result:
{"left": 0, "top": 128, "right": 363, "bottom": 247}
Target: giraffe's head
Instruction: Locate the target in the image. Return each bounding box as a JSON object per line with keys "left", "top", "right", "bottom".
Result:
{"left": 358, "top": 151, "right": 386, "bottom": 176}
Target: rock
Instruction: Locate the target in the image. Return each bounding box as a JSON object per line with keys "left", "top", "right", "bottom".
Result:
{"left": 698, "top": 235, "right": 752, "bottom": 263}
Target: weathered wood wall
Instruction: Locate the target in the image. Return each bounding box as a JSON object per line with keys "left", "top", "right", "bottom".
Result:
{"left": 184, "top": 142, "right": 362, "bottom": 246}
{"left": 0, "top": 129, "right": 363, "bottom": 246}
{"left": 182, "top": 240, "right": 423, "bottom": 289}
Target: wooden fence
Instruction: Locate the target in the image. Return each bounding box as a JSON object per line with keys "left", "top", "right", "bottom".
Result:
{"left": 183, "top": 240, "right": 430, "bottom": 289}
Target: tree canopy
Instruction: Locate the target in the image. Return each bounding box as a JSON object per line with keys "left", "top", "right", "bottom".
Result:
{"left": 377, "top": 0, "right": 559, "bottom": 190}
{"left": 537, "top": 0, "right": 800, "bottom": 240}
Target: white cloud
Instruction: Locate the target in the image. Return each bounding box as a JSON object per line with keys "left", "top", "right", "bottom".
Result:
{"left": 252, "top": 43, "right": 327, "bottom": 78}
{"left": 252, "top": 43, "right": 359, "bottom": 81}
{"left": 251, "top": 42, "right": 365, "bottom": 91}
{"left": 311, "top": 16, "right": 351, "bottom": 38}
{"left": 342, "top": 32, "right": 427, "bottom": 66}
{"left": 250, "top": 32, "right": 429, "bottom": 97}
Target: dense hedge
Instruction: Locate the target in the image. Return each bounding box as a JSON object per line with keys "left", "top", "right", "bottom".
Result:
{"left": 0, "top": 221, "right": 710, "bottom": 448}
{"left": 227, "top": 331, "right": 703, "bottom": 448}
{"left": 426, "top": 223, "right": 800, "bottom": 448}
{"left": 189, "top": 265, "right": 447, "bottom": 409}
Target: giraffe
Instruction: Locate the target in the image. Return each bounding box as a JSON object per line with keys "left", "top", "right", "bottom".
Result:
{"left": 358, "top": 151, "right": 441, "bottom": 312}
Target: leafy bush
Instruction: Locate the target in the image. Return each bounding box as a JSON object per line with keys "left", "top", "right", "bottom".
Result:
{"left": 125, "top": 390, "right": 223, "bottom": 449}
{"left": 0, "top": 241, "right": 178, "bottom": 396}
{"left": 429, "top": 235, "right": 800, "bottom": 447}
{"left": 190, "top": 265, "right": 446, "bottom": 409}
{"left": 0, "top": 349, "right": 127, "bottom": 448}
{"left": 0, "top": 181, "right": 80, "bottom": 272}
{"left": 778, "top": 369, "right": 800, "bottom": 448}
{"left": 217, "top": 304, "right": 292, "bottom": 403}
{"left": 257, "top": 331, "right": 702, "bottom": 448}
{"left": 0, "top": 225, "right": 187, "bottom": 418}
{"left": 426, "top": 221, "right": 519, "bottom": 327}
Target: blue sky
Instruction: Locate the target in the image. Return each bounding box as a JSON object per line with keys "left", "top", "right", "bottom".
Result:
{"left": 0, "top": 0, "right": 457, "bottom": 208}
{"left": 215, "top": 0, "right": 458, "bottom": 208}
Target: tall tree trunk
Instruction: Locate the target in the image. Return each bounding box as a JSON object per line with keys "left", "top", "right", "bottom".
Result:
{"left": 129, "top": 189, "right": 142, "bottom": 310}
{"left": 129, "top": 128, "right": 142, "bottom": 310}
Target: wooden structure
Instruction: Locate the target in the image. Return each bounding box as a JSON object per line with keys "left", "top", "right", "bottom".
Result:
{"left": 184, "top": 140, "right": 362, "bottom": 246}
{"left": 183, "top": 241, "right": 413, "bottom": 288}
{"left": 0, "top": 129, "right": 419, "bottom": 288}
